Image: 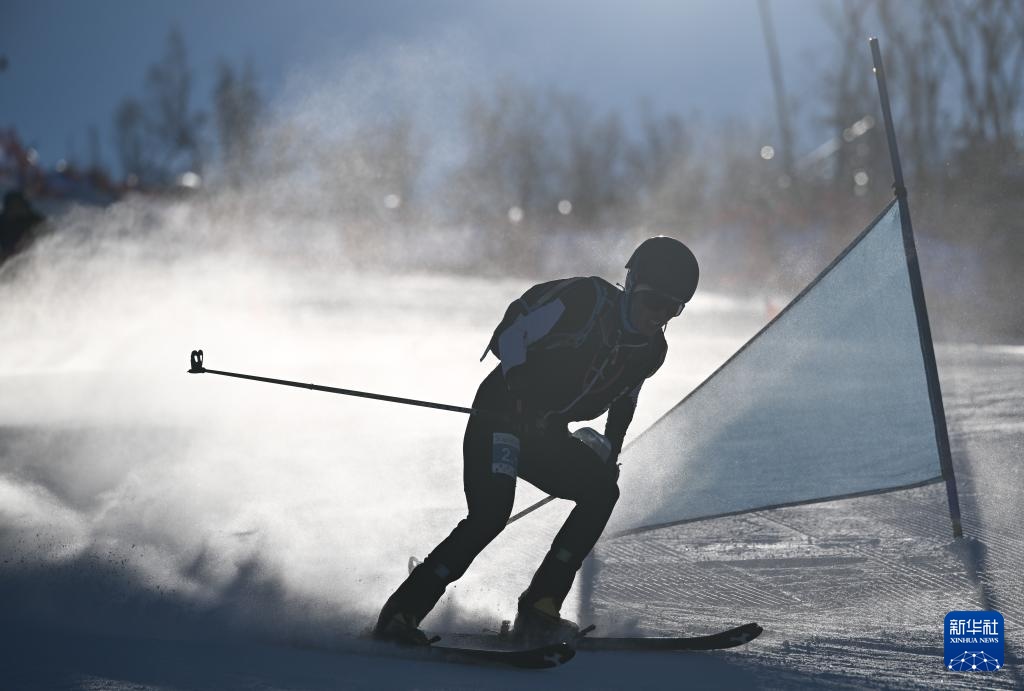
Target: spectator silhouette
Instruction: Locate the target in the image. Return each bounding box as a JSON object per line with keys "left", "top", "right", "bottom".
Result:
{"left": 0, "top": 190, "right": 45, "bottom": 264}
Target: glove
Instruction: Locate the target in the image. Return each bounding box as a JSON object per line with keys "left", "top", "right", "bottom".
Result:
{"left": 572, "top": 427, "right": 622, "bottom": 481}
{"left": 571, "top": 427, "right": 612, "bottom": 462}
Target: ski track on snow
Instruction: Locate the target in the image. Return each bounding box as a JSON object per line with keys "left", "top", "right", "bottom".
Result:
{"left": 589, "top": 345, "right": 1024, "bottom": 690}
{"left": 0, "top": 267, "right": 1021, "bottom": 690}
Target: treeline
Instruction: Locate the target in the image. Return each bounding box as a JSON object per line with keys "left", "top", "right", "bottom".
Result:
{"left": 112, "top": 29, "right": 260, "bottom": 190}
{"left": 813, "top": 0, "right": 1024, "bottom": 338}
{"left": 106, "top": 1, "right": 1022, "bottom": 338}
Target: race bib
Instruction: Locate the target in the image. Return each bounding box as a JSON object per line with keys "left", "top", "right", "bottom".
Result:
{"left": 491, "top": 432, "right": 520, "bottom": 478}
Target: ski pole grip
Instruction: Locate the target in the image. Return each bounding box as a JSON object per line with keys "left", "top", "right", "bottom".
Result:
{"left": 189, "top": 349, "right": 205, "bottom": 374}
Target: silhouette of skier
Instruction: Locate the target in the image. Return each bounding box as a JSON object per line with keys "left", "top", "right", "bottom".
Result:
{"left": 374, "top": 237, "right": 699, "bottom": 645}
{"left": 0, "top": 190, "right": 45, "bottom": 265}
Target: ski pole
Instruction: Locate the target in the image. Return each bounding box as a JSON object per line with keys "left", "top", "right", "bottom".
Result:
{"left": 187, "top": 349, "right": 501, "bottom": 420}
{"left": 507, "top": 428, "right": 622, "bottom": 524}
{"left": 506, "top": 495, "right": 557, "bottom": 525}
{"left": 189, "top": 349, "right": 561, "bottom": 524}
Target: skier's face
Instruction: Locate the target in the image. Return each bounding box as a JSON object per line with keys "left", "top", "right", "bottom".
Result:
{"left": 630, "top": 290, "right": 684, "bottom": 336}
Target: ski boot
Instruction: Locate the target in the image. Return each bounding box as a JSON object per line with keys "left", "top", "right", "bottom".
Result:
{"left": 512, "top": 595, "right": 580, "bottom": 645}
{"left": 373, "top": 609, "right": 433, "bottom": 646}
{"left": 372, "top": 562, "right": 447, "bottom": 646}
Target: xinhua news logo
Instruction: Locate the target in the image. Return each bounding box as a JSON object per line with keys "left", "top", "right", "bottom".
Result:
{"left": 945, "top": 610, "right": 1004, "bottom": 672}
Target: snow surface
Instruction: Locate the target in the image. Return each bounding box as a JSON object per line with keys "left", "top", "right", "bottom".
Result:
{"left": 0, "top": 212, "right": 1020, "bottom": 689}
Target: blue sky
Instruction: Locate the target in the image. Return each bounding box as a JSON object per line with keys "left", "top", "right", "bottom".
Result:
{"left": 3, "top": 0, "right": 848, "bottom": 172}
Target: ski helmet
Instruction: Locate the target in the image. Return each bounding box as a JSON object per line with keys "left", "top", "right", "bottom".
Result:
{"left": 625, "top": 236, "right": 699, "bottom": 304}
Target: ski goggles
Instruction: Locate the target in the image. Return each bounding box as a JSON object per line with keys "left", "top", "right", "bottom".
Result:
{"left": 637, "top": 290, "right": 686, "bottom": 317}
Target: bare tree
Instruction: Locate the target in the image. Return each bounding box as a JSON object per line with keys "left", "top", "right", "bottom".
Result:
{"left": 813, "top": 0, "right": 1024, "bottom": 338}
{"left": 550, "top": 92, "right": 628, "bottom": 228}
{"left": 627, "top": 108, "right": 706, "bottom": 231}
{"left": 931, "top": 0, "right": 1024, "bottom": 179}
{"left": 874, "top": 0, "right": 948, "bottom": 184}
{"left": 315, "top": 114, "right": 425, "bottom": 221}
{"left": 448, "top": 84, "right": 559, "bottom": 226}
{"left": 110, "top": 28, "right": 207, "bottom": 186}
{"left": 113, "top": 98, "right": 151, "bottom": 183}
{"left": 931, "top": 0, "right": 1024, "bottom": 337}
{"left": 214, "top": 60, "right": 263, "bottom": 187}
{"left": 87, "top": 125, "right": 103, "bottom": 172}
{"left": 143, "top": 28, "right": 207, "bottom": 181}
{"left": 817, "top": 0, "right": 887, "bottom": 200}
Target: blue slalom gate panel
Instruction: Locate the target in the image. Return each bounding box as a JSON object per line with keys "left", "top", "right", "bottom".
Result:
{"left": 609, "top": 202, "right": 946, "bottom": 535}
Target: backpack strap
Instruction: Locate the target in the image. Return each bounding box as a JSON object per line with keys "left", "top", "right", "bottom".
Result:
{"left": 480, "top": 277, "right": 589, "bottom": 361}
{"left": 533, "top": 277, "right": 609, "bottom": 351}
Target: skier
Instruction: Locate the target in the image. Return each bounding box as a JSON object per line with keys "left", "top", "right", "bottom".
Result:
{"left": 0, "top": 190, "right": 45, "bottom": 265}
{"left": 374, "top": 236, "right": 699, "bottom": 646}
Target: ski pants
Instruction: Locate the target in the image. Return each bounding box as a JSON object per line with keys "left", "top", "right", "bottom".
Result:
{"left": 386, "top": 368, "right": 620, "bottom": 622}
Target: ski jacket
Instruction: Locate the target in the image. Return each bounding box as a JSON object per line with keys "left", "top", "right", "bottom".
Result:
{"left": 482, "top": 276, "right": 667, "bottom": 455}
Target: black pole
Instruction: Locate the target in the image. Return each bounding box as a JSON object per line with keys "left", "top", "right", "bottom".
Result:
{"left": 506, "top": 495, "right": 557, "bottom": 525}
{"left": 758, "top": 0, "right": 795, "bottom": 179}
{"left": 869, "top": 38, "right": 908, "bottom": 199}
{"left": 190, "top": 348, "right": 554, "bottom": 526}
{"left": 869, "top": 38, "right": 963, "bottom": 539}
{"left": 187, "top": 349, "right": 497, "bottom": 420}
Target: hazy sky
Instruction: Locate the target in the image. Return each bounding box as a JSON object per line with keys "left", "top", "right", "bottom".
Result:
{"left": 3, "top": 0, "right": 852, "bottom": 171}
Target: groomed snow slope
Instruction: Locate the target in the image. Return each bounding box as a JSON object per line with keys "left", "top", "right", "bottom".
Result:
{"left": 1, "top": 258, "right": 1019, "bottom": 689}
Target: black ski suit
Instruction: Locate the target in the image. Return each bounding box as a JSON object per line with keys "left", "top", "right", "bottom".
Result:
{"left": 381, "top": 276, "right": 667, "bottom": 623}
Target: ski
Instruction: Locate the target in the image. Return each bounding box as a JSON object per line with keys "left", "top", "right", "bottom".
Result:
{"left": 289, "top": 632, "right": 574, "bottom": 670}
{"left": 573, "top": 622, "right": 763, "bottom": 651}
{"left": 437, "top": 621, "right": 762, "bottom": 654}
{"left": 361, "top": 638, "right": 575, "bottom": 669}
{"left": 428, "top": 640, "right": 575, "bottom": 668}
